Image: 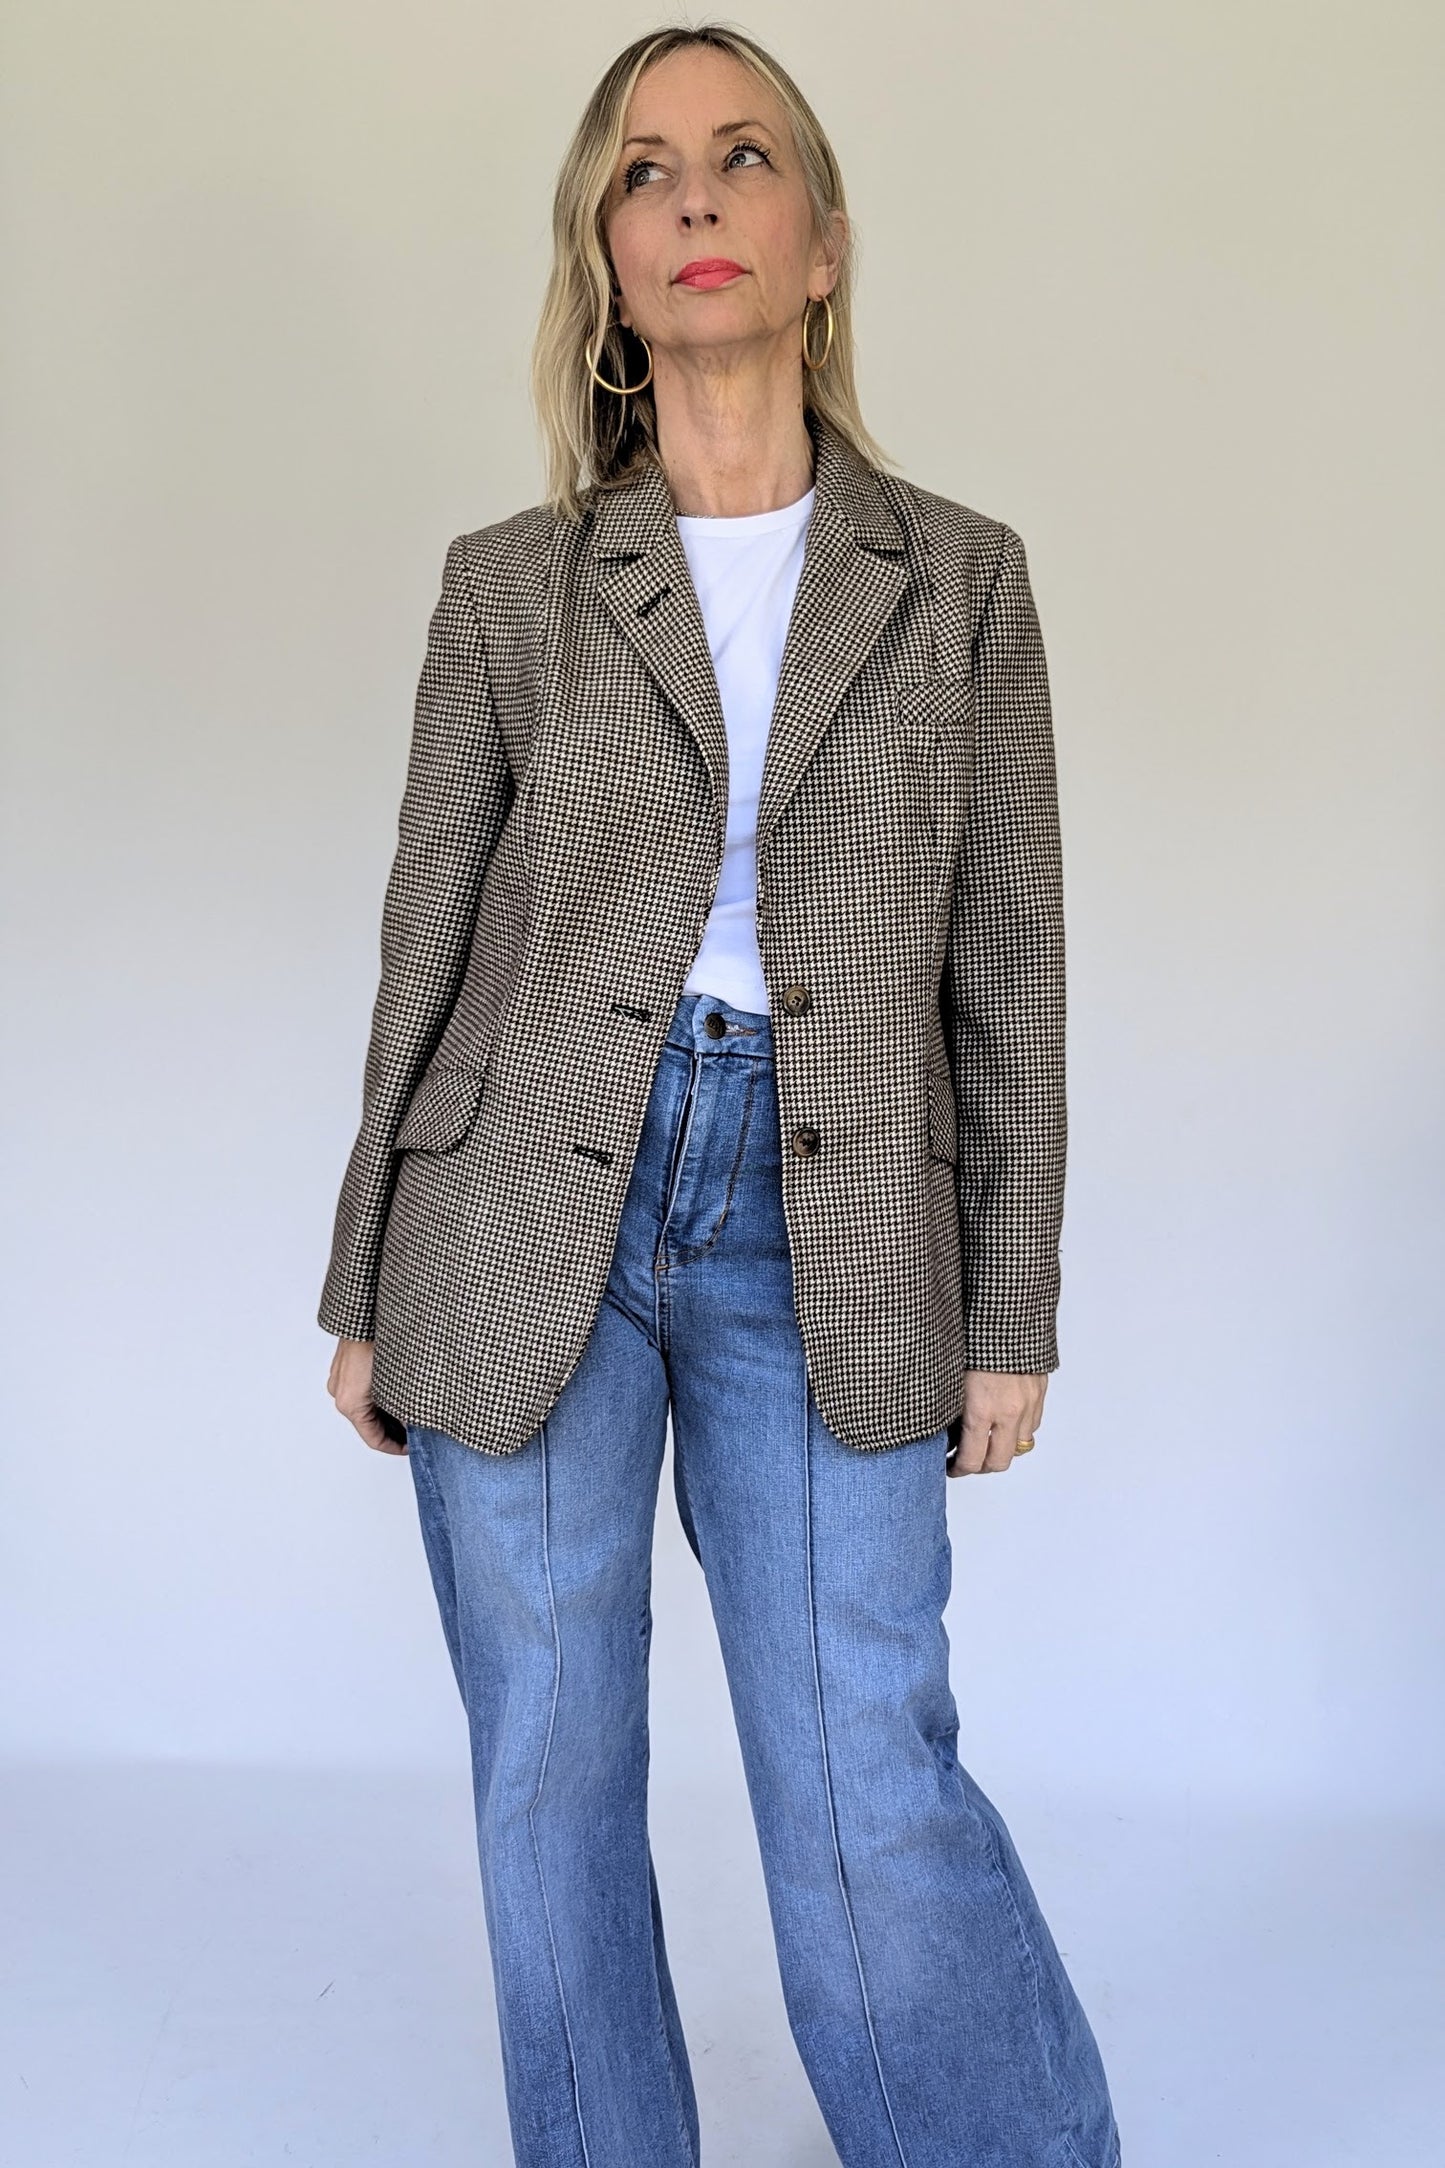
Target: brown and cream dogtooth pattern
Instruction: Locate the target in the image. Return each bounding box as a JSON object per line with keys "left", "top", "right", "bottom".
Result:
{"left": 317, "top": 408, "right": 1066, "bottom": 1459}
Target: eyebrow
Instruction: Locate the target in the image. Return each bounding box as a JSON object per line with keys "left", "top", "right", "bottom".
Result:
{"left": 620, "top": 118, "right": 773, "bottom": 150}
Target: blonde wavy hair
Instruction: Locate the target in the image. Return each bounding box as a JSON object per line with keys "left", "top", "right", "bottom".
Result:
{"left": 531, "top": 22, "right": 894, "bottom": 523}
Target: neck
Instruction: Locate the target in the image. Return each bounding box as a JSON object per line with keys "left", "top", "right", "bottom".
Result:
{"left": 651, "top": 371, "right": 816, "bottom": 517}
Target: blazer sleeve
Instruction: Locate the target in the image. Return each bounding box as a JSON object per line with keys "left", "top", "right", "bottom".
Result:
{"left": 317, "top": 534, "right": 514, "bottom": 1341}
{"left": 944, "top": 522, "right": 1067, "bottom": 1374}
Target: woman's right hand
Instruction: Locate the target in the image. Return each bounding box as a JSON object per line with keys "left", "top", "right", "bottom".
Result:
{"left": 326, "top": 1337, "right": 409, "bottom": 1455}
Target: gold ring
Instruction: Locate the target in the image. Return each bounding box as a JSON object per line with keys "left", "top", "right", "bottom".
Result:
{"left": 1015, "top": 1436, "right": 1036, "bottom": 1452}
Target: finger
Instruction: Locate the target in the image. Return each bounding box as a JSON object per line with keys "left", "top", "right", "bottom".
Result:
{"left": 1008, "top": 1387, "right": 1045, "bottom": 1463}
{"left": 362, "top": 1416, "right": 407, "bottom": 1455}
{"left": 955, "top": 1404, "right": 994, "bottom": 1476}
{"left": 339, "top": 1400, "right": 407, "bottom": 1456}
{"left": 982, "top": 1423, "right": 1018, "bottom": 1472}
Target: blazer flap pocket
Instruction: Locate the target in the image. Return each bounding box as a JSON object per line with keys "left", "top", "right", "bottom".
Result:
{"left": 393, "top": 1062, "right": 489, "bottom": 1154}
{"left": 892, "top": 674, "right": 976, "bottom": 736}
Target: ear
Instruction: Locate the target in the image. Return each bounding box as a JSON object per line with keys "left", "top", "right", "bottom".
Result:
{"left": 811, "top": 206, "right": 847, "bottom": 297}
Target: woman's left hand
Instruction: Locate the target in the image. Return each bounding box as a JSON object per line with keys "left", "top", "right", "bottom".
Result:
{"left": 948, "top": 1370, "right": 1048, "bottom": 1477}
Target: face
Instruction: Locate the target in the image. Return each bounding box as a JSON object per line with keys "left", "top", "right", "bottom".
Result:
{"left": 603, "top": 45, "right": 842, "bottom": 364}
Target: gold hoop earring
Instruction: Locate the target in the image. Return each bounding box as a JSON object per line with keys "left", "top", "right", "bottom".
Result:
{"left": 802, "top": 294, "right": 834, "bottom": 371}
{"left": 588, "top": 324, "right": 654, "bottom": 396}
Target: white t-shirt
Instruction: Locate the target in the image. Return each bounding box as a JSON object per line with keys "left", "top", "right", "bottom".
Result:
{"left": 675, "top": 483, "right": 816, "bottom": 1014}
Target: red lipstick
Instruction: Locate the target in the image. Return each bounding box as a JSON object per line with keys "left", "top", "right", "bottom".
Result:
{"left": 674, "top": 259, "right": 746, "bottom": 289}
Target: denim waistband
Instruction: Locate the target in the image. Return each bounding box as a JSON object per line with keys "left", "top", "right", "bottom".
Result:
{"left": 663, "top": 990, "right": 774, "bottom": 1057}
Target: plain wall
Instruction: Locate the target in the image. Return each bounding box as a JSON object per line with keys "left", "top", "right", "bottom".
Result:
{"left": 3, "top": 0, "right": 1441, "bottom": 1819}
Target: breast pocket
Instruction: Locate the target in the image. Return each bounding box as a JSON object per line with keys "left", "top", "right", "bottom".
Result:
{"left": 890, "top": 674, "right": 976, "bottom": 744}
{"left": 889, "top": 676, "right": 978, "bottom": 846}
{"left": 392, "top": 1061, "right": 491, "bottom": 1154}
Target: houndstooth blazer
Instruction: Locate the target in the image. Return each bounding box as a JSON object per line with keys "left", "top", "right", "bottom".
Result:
{"left": 317, "top": 407, "right": 1065, "bottom": 1459}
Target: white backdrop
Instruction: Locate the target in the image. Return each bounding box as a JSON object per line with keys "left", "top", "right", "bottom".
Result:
{"left": 3, "top": 4, "right": 1441, "bottom": 2163}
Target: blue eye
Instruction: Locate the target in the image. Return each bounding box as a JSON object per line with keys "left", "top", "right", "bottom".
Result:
{"left": 622, "top": 138, "right": 774, "bottom": 193}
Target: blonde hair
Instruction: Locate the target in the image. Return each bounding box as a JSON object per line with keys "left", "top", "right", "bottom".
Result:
{"left": 530, "top": 22, "right": 895, "bottom": 523}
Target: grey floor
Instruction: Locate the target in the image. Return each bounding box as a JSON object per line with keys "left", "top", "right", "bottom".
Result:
{"left": 2, "top": 1760, "right": 1438, "bottom": 2167}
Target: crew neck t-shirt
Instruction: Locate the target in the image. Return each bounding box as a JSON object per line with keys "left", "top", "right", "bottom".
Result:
{"left": 675, "top": 483, "right": 815, "bottom": 1015}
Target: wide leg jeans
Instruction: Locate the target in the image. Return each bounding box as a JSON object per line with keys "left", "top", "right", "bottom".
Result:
{"left": 405, "top": 990, "right": 1122, "bottom": 2168}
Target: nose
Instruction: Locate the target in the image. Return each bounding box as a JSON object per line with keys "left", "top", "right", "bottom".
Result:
{"left": 676, "top": 157, "right": 724, "bottom": 230}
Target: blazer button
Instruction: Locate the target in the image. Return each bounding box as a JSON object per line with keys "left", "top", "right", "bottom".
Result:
{"left": 781, "top": 983, "right": 812, "bottom": 1016}
{"left": 791, "top": 1125, "right": 821, "bottom": 1157}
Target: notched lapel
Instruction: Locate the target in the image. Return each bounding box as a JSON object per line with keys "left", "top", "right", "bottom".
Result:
{"left": 586, "top": 410, "right": 911, "bottom": 859}
{"left": 590, "top": 458, "right": 731, "bottom": 859}
{"left": 758, "top": 474, "right": 907, "bottom": 854}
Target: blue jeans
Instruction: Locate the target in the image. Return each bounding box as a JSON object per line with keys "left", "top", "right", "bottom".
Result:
{"left": 405, "top": 990, "right": 1121, "bottom": 2168}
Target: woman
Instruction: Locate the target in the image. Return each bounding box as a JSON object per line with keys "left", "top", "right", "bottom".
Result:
{"left": 319, "top": 23, "right": 1121, "bottom": 2168}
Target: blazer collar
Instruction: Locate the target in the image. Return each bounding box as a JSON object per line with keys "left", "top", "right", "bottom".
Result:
{"left": 588, "top": 409, "right": 910, "bottom": 857}
{"left": 588, "top": 405, "right": 903, "bottom": 561}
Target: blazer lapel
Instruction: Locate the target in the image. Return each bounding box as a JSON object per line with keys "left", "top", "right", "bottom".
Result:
{"left": 757, "top": 411, "right": 907, "bottom": 853}
{"left": 591, "top": 455, "right": 732, "bottom": 858}
{"left": 589, "top": 408, "right": 909, "bottom": 860}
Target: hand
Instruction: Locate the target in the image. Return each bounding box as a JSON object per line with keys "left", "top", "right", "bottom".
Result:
{"left": 947, "top": 1368, "right": 1047, "bottom": 1479}
{"left": 326, "top": 1337, "right": 408, "bottom": 1456}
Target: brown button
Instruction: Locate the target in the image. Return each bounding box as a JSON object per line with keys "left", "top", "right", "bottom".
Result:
{"left": 703, "top": 1010, "right": 728, "bottom": 1039}
{"left": 791, "top": 1125, "right": 821, "bottom": 1157}
{"left": 781, "top": 983, "right": 812, "bottom": 1016}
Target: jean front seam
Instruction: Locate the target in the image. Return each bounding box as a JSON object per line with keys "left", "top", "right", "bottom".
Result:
{"left": 801, "top": 1387, "right": 911, "bottom": 2168}
{"left": 636, "top": 1560, "right": 701, "bottom": 2167}
{"left": 526, "top": 1417, "right": 593, "bottom": 2167}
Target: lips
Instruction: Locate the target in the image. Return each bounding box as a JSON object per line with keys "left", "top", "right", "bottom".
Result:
{"left": 675, "top": 259, "right": 746, "bottom": 289}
